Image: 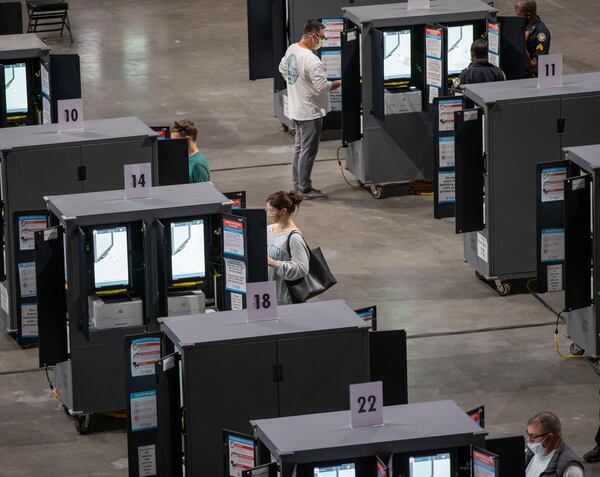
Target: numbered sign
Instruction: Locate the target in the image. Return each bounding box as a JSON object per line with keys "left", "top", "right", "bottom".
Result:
{"left": 349, "top": 381, "right": 384, "bottom": 428}
{"left": 538, "top": 53, "right": 563, "bottom": 89}
{"left": 124, "top": 163, "right": 152, "bottom": 199}
{"left": 247, "top": 281, "right": 278, "bottom": 322}
{"left": 57, "top": 98, "right": 84, "bottom": 132}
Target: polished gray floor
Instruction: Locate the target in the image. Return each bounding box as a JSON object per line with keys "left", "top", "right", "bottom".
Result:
{"left": 1, "top": 0, "right": 600, "bottom": 475}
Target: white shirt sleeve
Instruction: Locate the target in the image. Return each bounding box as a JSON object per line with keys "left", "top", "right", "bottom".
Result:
{"left": 279, "top": 54, "right": 287, "bottom": 78}
{"left": 564, "top": 465, "right": 585, "bottom": 477}
{"left": 307, "top": 60, "right": 331, "bottom": 95}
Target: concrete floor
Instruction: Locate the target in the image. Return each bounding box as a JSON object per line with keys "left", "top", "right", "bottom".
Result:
{"left": 1, "top": 0, "right": 600, "bottom": 475}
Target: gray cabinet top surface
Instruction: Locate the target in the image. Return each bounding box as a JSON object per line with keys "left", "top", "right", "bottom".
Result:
{"left": 343, "top": 0, "right": 495, "bottom": 26}
{"left": 0, "top": 33, "right": 49, "bottom": 59}
{"left": 253, "top": 400, "right": 484, "bottom": 455}
{"left": 46, "top": 183, "right": 230, "bottom": 222}
{"left": 564, "top": 145, "right": 600, "bottom": 171}
{"left": 0, "top": 117, "right": 155, "bottom": 151}
{"left": 464, "top": 72, "right": 600, "bottom": 105}
{"left": 160, "top": 299, "right": 368, "bottom": 348}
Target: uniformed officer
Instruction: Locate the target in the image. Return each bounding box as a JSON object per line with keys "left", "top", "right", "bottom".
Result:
{"left": 453, "top": 39, "right": 506, "bottom": 89}
{"left": 514, "top": 0, "right": 551, "bottom": 77}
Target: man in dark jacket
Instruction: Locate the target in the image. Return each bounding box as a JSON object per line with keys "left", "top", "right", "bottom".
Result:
{"left": 515, "top": 0, "right": 551, "bottom": 77}
{"left": 453, "top": 39, "right": 506, "bottom": 89}
{"left": 525, "top": 411, "right": 584, "bottom": 477}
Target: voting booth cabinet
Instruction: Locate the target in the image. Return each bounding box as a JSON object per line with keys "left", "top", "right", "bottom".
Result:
{"left": 340, "top": 0, "right": 525, "bottom": 194}
{"left": 35, "top": 183, "right": 267, "bottom": 432}
{"left": 534, "top": 145, "right": 600, "bottom": 361}
{"left": 251, "top": 400, "right": 526, "bottom": 477}
{"left": 453, "top": 72, "right": 600, "bottom": 295}
{"left": 0, "top": 33, "right": 81, "bottom": 127}
{"left": 246, "top": 0, "right": 399, "bottom": 138}
{"left": 127, "top": 300, "right": 407, "bottom": 477}
{"left": 0, "top": 117, "right": 157, "bottom": 346}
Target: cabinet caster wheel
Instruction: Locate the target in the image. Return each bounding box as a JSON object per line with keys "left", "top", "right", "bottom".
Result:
{"left": 74, "top": 414, "right": 90, "bottom": 434}
{"left": 570, "top": 343, "right": 585, "bottom": 356}
{"left": 495, "top": 280, "right": 511, "bottom": 297}
{"left": 475, "top": 271, "right": 486, "bottom": 281}
{"left": 282, "top": 124, "right": 289, "bottom": 133}
{"left": 593, "top": 361, "right": 600, "bottom": 377}
{"left": 371, "top": 185, "right": 384, "bottom": 199}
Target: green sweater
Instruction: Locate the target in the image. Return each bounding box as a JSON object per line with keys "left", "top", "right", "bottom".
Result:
{"left": 189, "top": 151, "right": 211, "bottom": 183}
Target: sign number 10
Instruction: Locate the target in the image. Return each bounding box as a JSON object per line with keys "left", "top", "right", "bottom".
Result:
{"left": 63, "top": 108, "right": 79, "bottom": 123}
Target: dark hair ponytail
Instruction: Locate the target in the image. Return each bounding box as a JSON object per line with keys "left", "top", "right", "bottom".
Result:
{"left": 266, "top": 190, "right": 303, "bottom": 214}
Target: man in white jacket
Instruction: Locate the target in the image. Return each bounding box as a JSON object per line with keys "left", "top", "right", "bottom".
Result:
{"left": 279, "top": 19, "right": 341, "bottom": 200}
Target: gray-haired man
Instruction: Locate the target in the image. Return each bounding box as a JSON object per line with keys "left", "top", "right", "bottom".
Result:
{"left": 279, "top": 19, "right": 341, "bottom": 200}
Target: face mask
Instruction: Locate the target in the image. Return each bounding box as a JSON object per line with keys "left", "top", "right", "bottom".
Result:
{"left": 528, "top": 442, "right": 544, "bottom": 456}
{"left": 312, "top": 36, "right": 324, "bottom": 51}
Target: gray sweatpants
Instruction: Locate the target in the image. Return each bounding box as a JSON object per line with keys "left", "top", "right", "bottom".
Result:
{"left": 292, "top": 118, "right": 323, "bottom": 193}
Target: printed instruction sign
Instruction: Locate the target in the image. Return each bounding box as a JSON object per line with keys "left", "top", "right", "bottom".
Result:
{"left": 477, "top": 232, "right": 488, "bottom": 263}
{"left": 18, "top": 262, "right": 37, "bottom": 297}
{"left": 487, "top": 21, "right": 500, "bottom": 67}
{"left": 223, "top": 219, "right": 245, "bottom": 257}
{"left": 547, "top": 264, "right": 563, "bottom": 292}
{"left": 438, "top": 171, "right": 455, "bottom": 203}
{"left": 21, "top": 303, "right": 38, "bottom": 338}
{"left": 227, "top": 433, "right": 255, "bottom": 477}
{"left": 322, "top": 19, "right": 344, "bottom": 48}
{"left": 438, "top": 98, "right": 462, "bottom": 132}
{"left": 247, "top": 281, "right": 278, "bottom": 322}
{"left": 231, "top": 292, "right": 244, "bottom": 311}
{"left": 224, "top": 258, "right": 247, "bottom": 294}
{"left": 425, "top": 27, "right": 443, "bottom": 102}
{"left": 130, "top": 390, "right": 158, "bottom": 432}
{"left": 18, "top": 215, "right": 47, "bottom": 251}
{"left": 137, "top": 444, "right": 157, "bottom": 477}
{"left": 131, "top": 337, "right": 161, "bottom": 378}
{"left": 541, "top": 167, "right": 567, "bottom": 202}
{"left": 330, "top": 87, "right": 342, "bottom": 112}
{"left": 321, "top": 50, "right": 342, "bottom": 79}
{"left": 541, "top": 228, "right": 564, "bottom": 262}
{"left": 439, "top": 136, "right": 455, "bottom": 168}
{"left": 350, "top": 381, "right": 384, "bottom": 428}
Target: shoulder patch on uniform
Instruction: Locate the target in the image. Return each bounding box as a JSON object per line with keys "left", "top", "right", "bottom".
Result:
{"left": 536, "top": 44, "right": 544, "bottom": 52}
{"left": 537, "top": 32, "right": 547, "bottom": 42}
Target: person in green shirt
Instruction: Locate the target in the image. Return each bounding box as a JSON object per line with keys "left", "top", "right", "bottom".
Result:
{"left": 170, "top": 119, "right": 211, "bottom": 183}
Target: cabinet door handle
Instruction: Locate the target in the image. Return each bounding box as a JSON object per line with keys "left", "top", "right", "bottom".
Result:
{"left": 77, "top": 166, "right": 86, "bottom": 181}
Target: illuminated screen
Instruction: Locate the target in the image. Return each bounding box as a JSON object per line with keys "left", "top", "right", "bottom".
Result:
{"left": 93, "top": 226, "right": 129, "bottom": 289}
{"left": 409, "top": 453, "right": 451, "bottom": 477}
{"left": 473, "top": 449, "right": 498, "bottom": 477}
{"left": 314, "top": 463, "right": 355, "bottom": 477}
{"left": 384, "top": 30, "right": 411, "bottom": 80}
{"left": 447, "top": 25, "right": 474, "bottom": 75}
{"left": 170, "top": 219, "right": 206, "bottom": 281}
{"left": 4, "top": 63, "right": 28, "bottom": 114}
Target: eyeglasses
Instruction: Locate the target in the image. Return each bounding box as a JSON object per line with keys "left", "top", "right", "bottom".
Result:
{"left": 525, "top": 431, "right": 550, "bottom": 442}
{"left": 313, "top": 33, "right": 327, "bottom": 40}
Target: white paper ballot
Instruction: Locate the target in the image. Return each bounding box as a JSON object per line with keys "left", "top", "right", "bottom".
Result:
{"left": 130, "top": 390, "right": 158, "bottom": 432}
{"left": 541, "top": 228, "right": 564, "bottom": 262}
{"left": 547, "top": 264, "right": 563, "bottom": 292}
{"left": 541, "top": 167, "right": 567, "bottom": 202}
{"left": 18, "top": 262, "right": 37, "bottom": 297}
{"left": 137, "top": 444, "right": 157, "bottom": 477}
{"left": 438, "top": 171, "right": 455, "bottom": 204}
{"left": 439, "top": 136, "right": 455, "bottom": 168}
{"left": 224, "top": 258, "right": 247, "bottom": 294}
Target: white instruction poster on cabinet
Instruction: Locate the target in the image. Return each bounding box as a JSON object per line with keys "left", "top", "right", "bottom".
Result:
{"left": 131, "top": 337, "right": 161, "bottom": 378}
{"left": 223, "top": 218, "right": 245, "bottom": 258}
{"left": 137, "top": 444, "right": 157, "bottom": 477}
{"left": 541, "top": 228, "right": 564, "bottom": 262}
{"left": 477, "top": 232, "right": 488, "bottom": 263}
{"left": 18, "top": 215, "right": 47, "bottom": 251}
{"left": 439, "top": 136, "right": 455, "bottom": 167}
{"left": 130, "top": 390, "right": 158, "bottom": 432}
{"left": 438, "top": 98, "right": 462, "bottom": 132}
{"left": 438, "top": 171, "right": 455, "bottom": 203}
{"left": 330, "top": 87, "right": 342, "bottom": 112}
{"left": 321, "top": 50, "right": 342, "bottom": 79}
{"left": 21, "top": 303, "right": 38, "bottom": 338}
{"left": 224, "top": 258, "right": 247, "bottom": 294}
{"left": 230, "top": 292, "right": 244, "bottom": 311}
{"left": 547, "top": 264, "right": 563, "bottom": 292}
{"left": 322, "top": 19, "right": 344, "bottom": 48}
{"left": 541, "top": 167, "right": 567, "bottom": 202}
{"left": 18, "top": 262, "right": 37, "bottom": 297}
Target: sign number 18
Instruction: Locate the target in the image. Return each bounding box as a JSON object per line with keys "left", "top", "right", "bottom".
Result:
{"left": 253, "top": 293, "right": 271, "bottom": 310}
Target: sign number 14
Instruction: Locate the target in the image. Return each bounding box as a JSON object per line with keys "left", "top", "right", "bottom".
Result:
{"left": 124, "top": 163, "right": 152, "bottom": 199}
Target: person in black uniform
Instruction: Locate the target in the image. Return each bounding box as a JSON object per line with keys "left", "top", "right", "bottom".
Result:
{"left": 453, "top": 39, "right": 506, "bottom": 89}
{"left": 514, "top": 0, "right": 551, "bottom": 77}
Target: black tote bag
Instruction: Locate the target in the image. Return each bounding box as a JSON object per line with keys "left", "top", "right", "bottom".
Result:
{"left": 285, "top": 231, "right": 337, "bottom": 303}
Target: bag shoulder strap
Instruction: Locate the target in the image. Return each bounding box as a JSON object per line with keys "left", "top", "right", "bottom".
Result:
{"left": 286, "top": 229, "right": 308, "bottom": 255}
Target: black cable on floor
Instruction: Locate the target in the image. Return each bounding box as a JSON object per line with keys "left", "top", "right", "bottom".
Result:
{"left": 211, "top": 157, "right": 339, "bottom": 173}
{"left": 407, "top": 320, "right": 557, "bottom": 340}
{"left": 0, "top": 367, "right": 49, "bottom": 377}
